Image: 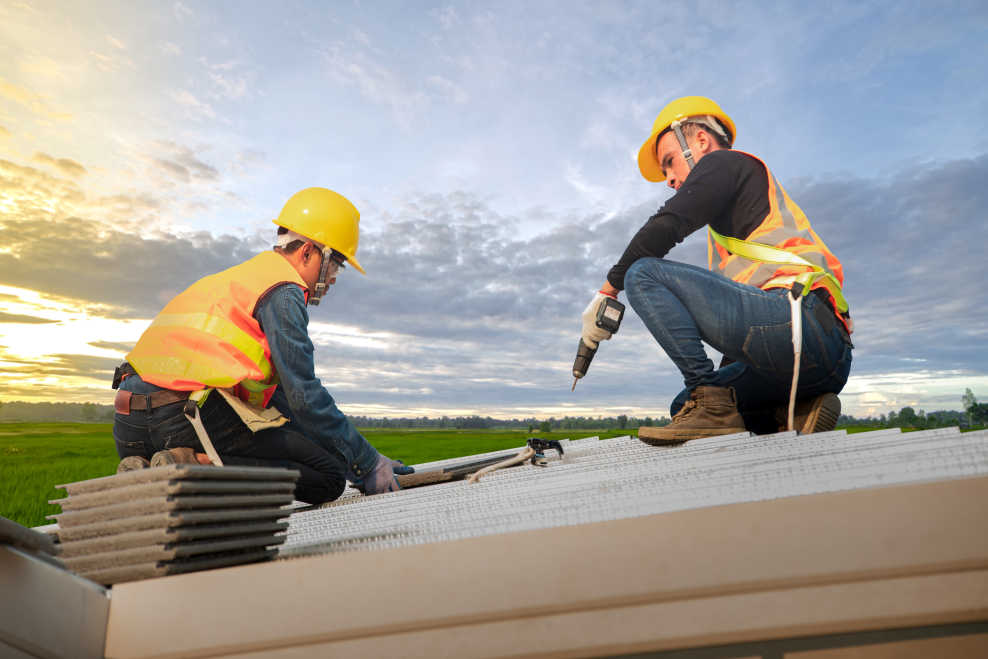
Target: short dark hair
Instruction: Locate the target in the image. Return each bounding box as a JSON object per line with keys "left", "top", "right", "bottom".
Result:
{"left": 680, "top": 120, "right": 732, "bottom": 148}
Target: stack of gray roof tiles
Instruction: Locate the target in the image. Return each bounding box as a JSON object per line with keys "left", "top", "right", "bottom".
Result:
{"left": 281, "top": 426, "right": 988, "bottom": 558}
{"left": 50, "top": 464, "right": 298, "bottom": 585}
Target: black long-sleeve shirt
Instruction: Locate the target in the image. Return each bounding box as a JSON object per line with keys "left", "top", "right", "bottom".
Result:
{"left": 607, "top": 149, "right": 771, "bottom": 290}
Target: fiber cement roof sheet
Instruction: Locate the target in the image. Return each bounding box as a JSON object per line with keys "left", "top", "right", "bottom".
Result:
{"left": 281, "top": 427, "right": 988, "bottom": 558}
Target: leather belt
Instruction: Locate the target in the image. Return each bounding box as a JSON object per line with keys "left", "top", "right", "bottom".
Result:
{"left": 114, "top": 389, "right": 190, "bottom": 415}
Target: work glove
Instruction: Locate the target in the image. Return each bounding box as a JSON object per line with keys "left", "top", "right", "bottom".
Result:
{"left": 353, "top": 453, "right": 415, "bottom": 495}
{"left": 581, "top": 290, "right": 617, "bottom": 349}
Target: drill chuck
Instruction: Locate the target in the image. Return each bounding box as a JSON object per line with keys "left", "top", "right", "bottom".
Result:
{"left": 571, "top": 339, "right": 597, "bottom": 390}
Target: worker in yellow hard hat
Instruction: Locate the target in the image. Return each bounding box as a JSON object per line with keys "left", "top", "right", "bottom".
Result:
{"left": 111, "top": 187, "right": 412, "bottom": 501}
{"left": 581, "top": 96, "right": 853, "bottom": 442}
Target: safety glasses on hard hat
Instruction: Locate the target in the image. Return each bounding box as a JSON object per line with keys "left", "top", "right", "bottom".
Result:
{"left": 329, "top": 250, "right": 346, "bottom": 269}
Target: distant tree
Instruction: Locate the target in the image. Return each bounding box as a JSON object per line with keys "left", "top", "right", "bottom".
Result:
{"left": 897, "top": 407, "right": 918, "bottom": 428}
{"left": 81, "top": 402, "right": 98, "bottom": 422}
{"left": 970, "top": 403, "right": 988, "bottom": 425}
{"left": 962, "top": 388, "right": 979, "bottom": 426}
{"left": 616, "top": 414, "right": 628, "bottom": 429}
{"left": 539, "top": 420, "right": 551, "bottom": 433}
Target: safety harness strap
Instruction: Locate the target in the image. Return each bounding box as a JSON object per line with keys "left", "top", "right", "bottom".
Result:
{"left": 184, "top": 389, "right": 224, "bottom": 466}
{"left": 707, "top": 226, "right": 849, "bottom": 313}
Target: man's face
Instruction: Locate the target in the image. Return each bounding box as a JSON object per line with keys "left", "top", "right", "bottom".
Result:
{"left": 299, "top": 244, "right": 339, "bottom": 291}
{"left": 655, "top": 130, "right": 697, "bottom": 190}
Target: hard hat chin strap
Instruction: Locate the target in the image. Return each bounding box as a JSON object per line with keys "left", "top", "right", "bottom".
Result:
{"left": 309, "top": 246, "right": 334, "bottom": 306}
{"left": 670, "top": 119, "right": 696, "bottom": 171}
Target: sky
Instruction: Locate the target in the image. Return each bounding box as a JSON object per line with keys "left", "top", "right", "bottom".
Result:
{"left": 1, "top": 0, "right": 986, "bottom": 421}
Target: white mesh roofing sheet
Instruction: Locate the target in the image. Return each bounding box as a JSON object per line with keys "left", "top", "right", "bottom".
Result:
{"left": 280, "top": 428, "right": 988, "bottom": 558}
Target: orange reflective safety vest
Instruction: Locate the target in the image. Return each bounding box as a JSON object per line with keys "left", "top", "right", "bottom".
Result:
{"left": 707, "top": 152, "right": 849, "bottom": 330}
{"left": 127, "top": 251, "right": 309, "bottom": 407}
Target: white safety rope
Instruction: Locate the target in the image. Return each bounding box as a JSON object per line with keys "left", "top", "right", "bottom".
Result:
{"left": 467, "top": 446, "right": 536, "bottom": 484}
{"left": 787, "top": 293, "right": 803, "bottom": 432}
{"left": 184, "top": 390, "right": 224, "bottom": 466}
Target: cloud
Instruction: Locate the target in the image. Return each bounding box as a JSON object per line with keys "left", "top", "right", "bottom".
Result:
{"left": 88, "top": 341, "right": 135, "bottom": 353}
{"left": 0, "top": 76, "right": 72, "bottom": 121}
{"left": 31, "top": 152, "right": 87, "bottom": 177}
{"left": 173, "top": 2, "right": 193, "bottom": 20}
{"left": 171, "top": 89, "right": 215, "bottom": 119}
{"left": 0, "top": 312, "right": 58, "bottom": 324}
{"left": 46, "top": 353, "right": 120, "bottom": 379}
{"left": 317, "top": 34, "right": 435, "bottom": 127}
{"left": 145, "top": 140, "right": 219, "bottom": 184}
{"left": 0, "top": 213, "right": 254, "bottom": 316}
{"left": 1, "top": 145, "right": 985, "bottom": 416}
{"left": 425, "top": 75, "right": 468, "bottom": 105}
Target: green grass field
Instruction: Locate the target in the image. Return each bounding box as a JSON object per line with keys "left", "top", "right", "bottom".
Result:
{"left": 0, "top": 423, "right": 627, "bottom": 528}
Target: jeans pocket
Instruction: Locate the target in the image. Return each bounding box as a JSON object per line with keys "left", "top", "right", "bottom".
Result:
{"left": 742, "top": 323, "right": 793, "bottom": 375}
{"left": 152, "top": 407, "right": 198, "bottom": 450}
{"left": 113, "top": 415, "right": 151, "bottom": 457}
{"left": 743, "top": 323, "right": 821, "bottom": 374}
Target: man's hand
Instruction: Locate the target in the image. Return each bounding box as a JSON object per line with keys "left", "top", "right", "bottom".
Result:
{"left": 354, "top": 454, "right": 415, "bottom": 495}
{"left": 581, "top": 290, "right": 618, "bottom": 349}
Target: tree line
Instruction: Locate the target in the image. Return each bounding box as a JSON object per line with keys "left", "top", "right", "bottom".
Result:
{"left": 1, "top": 389, "right": 985, "bottom": 429}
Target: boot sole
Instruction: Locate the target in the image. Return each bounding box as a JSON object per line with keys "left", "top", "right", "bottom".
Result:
{"left": 638, "top": 425, "right": 747, "bottom": 446}
{"left": 116, "top": 456, "right": 150, "bottom": 473}
{"left": 149, "top": 449, "right": 198, "bottom": 468}
{"left": 798, "top": 393, "right": 841, "bottom": 434}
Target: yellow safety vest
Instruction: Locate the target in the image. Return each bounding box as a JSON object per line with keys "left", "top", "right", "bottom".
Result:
{"left": 127, "top": 251, "right": 308, "bottom": 407}
{"left": 707, "top": 152, "right": 849, "bottom": 329}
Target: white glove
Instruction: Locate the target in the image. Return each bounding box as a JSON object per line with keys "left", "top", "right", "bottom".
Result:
{"left": 581, "top": 291, "right": 616, "bottom": 349}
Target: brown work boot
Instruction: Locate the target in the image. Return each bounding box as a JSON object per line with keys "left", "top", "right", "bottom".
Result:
{"left": 776, "top": 393, "right": 841, "bottom": 434}
{"left": 116, "top": 456, "right": 150, "bottom": 473}
{"left": 638, "top": 386, "right": 747, "bottom": 446}
{"left": 150, "top": 447, "right": 199, "bottom": 468}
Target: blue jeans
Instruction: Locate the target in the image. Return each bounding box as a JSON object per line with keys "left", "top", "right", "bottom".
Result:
{"left": 113, "top": 375, "right": 346, "bottom": 503}
{"left": 624, "top": 258, "right": 852, "bottom": 433}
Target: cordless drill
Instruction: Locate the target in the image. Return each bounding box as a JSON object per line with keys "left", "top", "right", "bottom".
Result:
{"left": 571, "top": 296, "right": 625, "bottom": 390}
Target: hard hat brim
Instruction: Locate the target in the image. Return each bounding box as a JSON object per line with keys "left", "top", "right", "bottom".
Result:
{"left": 637, "top": 132, "right": 666, "bottom": 182}
{"left": 346, "top": 255, "right": 366, "bottom": 275}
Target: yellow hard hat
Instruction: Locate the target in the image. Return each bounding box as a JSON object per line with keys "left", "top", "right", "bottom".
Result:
{"left": 273, "top": 187, "right": 365, "bottom": 274}
{"left": 637, "top": 96, "right": 736, "bottom": 182}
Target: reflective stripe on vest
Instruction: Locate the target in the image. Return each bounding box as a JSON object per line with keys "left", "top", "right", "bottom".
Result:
{"left": 708, "top": 226, "right": 849, "bottom": 313}
{"left": 706, "top": 152, "right": 847, "bottom": 314}
{"left": 127, "top": 251, "right": 307, "bottom": 405}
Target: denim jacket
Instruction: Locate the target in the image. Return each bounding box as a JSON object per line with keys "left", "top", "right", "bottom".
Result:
{"left": 255, "top": 283, "right": 380, "bottom": 479}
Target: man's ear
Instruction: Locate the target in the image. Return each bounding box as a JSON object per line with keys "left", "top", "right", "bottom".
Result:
{"left": 695, "top": 129, "right": 711, "bottom": 154}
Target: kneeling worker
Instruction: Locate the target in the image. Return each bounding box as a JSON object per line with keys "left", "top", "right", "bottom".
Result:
{"left": 112, "top": 187, "right": 411, "bottom": 502}
{"left": 582, "top": 97, "right": 853, "bottom": 443}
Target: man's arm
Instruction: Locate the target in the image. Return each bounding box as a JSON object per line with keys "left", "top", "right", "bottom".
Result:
{"left": 605, "top": 150, "right": 742, "bottom": 291}
{"left": 255, "top": 284, "right": 380, "bottom": 480}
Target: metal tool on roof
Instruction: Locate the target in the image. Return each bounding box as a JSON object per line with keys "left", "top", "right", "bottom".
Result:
{"left": 468, "top": 437, "right": 566, "bottom": 483}
{"left": 394, "top": 452, "right": 524, "bottom": 489}
{"left": 572, "top": 296, "right": 625, "bottom": 390}
{"left": 527, "top": 437, "right": 564, "bottom": 466}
